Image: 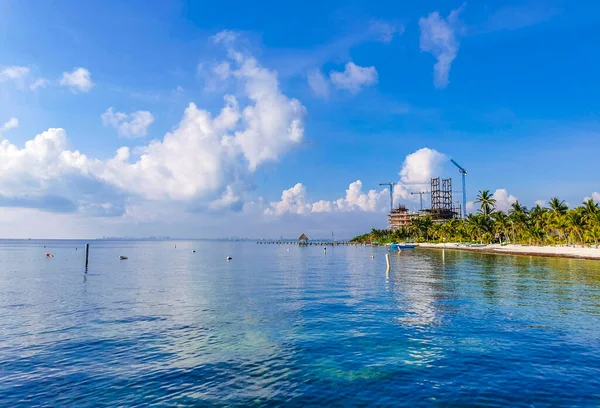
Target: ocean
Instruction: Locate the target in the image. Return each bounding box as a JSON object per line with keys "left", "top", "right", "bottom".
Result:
{"left": 1, "top": 240, "right": 599, "bottom": 406}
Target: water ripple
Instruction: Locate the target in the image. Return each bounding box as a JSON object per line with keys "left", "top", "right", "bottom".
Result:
{"left": 1, "top": 242, "right": 600, "bottom": 406}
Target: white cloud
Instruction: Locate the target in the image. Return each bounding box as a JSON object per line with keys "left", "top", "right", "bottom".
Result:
{"left": 492, "top": 188, "right": 518, "bottom": 212}
{"left": 331, "top": 180, "right": 387, "bottom": 212}
{"left": 1, "top": 66, "right": 47, "bottom": 91}
{"left": 419, "top": 5, "right": 464, "bottom": 88}
{"left": 264, "top": 183, "right": 311, "bottom": 216}
{"left": 60, "top": 67, "right": 94, "bottom": 92}
{"left": 102, "top": 108, "right": 155, "bottom": 138}
{"left": 466, "top": 201, "right": 475, "bottom": 212}
{"left": 29, "top": 78, "right": 48, "bottom": 90}
{"left": 0, "top": 117, "right": 19, "bottom": 133}
{"left": 307, "top": 69, "right": 330, "bottom": 98}
{"left": 329, "top": 62, "right": 378, "bottom": 93}
{"left": 0, "top": 35, "right": 306, "bottom": 214}
{"left": 266, "top": 180, "right": 386, "bottom": 216}
{"left": 209, "top": 185, "right": 242, "bottom": 210}
{"left": 393, "top": 147, "right": 448, "bottom": 202}
{"left": 588, "top": 192, "right": 600, "bottom": 203}
{"left": 534, "top": 199, "right": 545, "bottom": 207}
{"left": 0, "top": 66, "right": 30, "bottom": 81}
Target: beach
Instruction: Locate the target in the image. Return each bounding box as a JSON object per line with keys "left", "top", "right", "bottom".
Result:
{"left": 418, "top": 242, "right": 600, "bottom": 260}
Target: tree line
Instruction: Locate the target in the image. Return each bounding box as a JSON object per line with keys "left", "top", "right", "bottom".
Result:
{"left": 350, "top": 190, "right": 600, "bottom": 247}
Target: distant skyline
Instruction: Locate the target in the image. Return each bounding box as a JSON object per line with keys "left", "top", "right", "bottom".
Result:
{"left": 1, "top": 0, "right": 599, "bottom": 238}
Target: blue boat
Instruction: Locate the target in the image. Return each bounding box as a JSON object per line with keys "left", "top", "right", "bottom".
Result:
{"left": 390, "top": 243, "right": 417, "bottom": 250}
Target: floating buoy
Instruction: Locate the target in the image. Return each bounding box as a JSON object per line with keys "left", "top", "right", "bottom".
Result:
{"left": 226, "top": 256, "right": 232, "bottom": 261}
{"left": 287, "top": 248, "right": 290, "bottom": 251}
{"left": 45, "top": 253, "right": 54, "bottom": 258}
{"left": 119, "top": 256, "right": 128, "bottom": 260}
{"left": 193, "top": 250, "right": 196, "bottom": 253}
{"left": 371, "top": 255, "right": 374, "bottom": 259}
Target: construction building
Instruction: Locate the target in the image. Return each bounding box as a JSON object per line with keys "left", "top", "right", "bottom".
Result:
{"left": 387, "top": 177, "right": 460, "bottom": 230}
{"left": 387, "top": 205, "right": 414, "bottom": 229}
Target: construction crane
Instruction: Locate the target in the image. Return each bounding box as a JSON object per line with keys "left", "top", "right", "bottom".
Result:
{"left": 450, "top": 159, "right": 467, "bottom": 218}
{"left": 411, "top": 192, "right": 427, "bottom": 210}
{"left": 380, "top": 181, "right": 434, "bottom": 212}
{"left": 379, "top": 183, "right": 394, "bottom": 213}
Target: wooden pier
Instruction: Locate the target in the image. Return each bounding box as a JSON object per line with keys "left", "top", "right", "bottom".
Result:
{"left": 256, "top": 241, "right": 358, "bottom": 246}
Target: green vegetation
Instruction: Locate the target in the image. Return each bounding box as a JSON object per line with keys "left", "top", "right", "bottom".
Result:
{"left": 351, "top": 190, "right": 600, "bottom": 247}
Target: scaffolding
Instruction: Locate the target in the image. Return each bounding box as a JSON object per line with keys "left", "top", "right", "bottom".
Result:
{"left": 428, "top": 177, "right": 458, "bottom": 222}
{"left": 430, "top": 177, "right": 441, "bottom": 211}
{"left": 442, "top": 178, "right": 452, "bottom": 211}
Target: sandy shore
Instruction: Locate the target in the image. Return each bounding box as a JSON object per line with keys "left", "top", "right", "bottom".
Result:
{"left": 417, "top": 243, "right": 600, "bottom": 260}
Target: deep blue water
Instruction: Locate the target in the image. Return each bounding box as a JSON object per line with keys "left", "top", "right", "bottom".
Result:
{"left": 1, "top": 240, "right": 600, "bottom": 406}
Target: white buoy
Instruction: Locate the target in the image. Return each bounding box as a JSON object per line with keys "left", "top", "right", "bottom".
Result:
{"left": 227, "top": 256, "right": 232, "bottom": 261}
{"left": 385, "top": 253, "right": 391, "bottom": 271}
{"left": 371, "top": 255, "right": 374, "bottom": 259}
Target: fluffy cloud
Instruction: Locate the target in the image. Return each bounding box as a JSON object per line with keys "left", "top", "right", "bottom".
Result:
{"left": 1, "top": 66, "right": 49, "bottom": 91}
{"left": 102, "top": 108, "right": 155, "bottom": 138}
{"left": 209, "top": 185, "right": 242, "bottom": 211}
{"left": 393, "top": 147, "right": 448, "bottom": 202}
{"left": 60, "top": 67, "right": 94, "bottom": 92}
{"left": 264, "top": 183, "right": 311, "bottom": 216}
{"left": 492, "top": 188, "right": 518, "bottom": 212}
{"left": 307, "top": 69, "right": 330, "bottom": 98}
{"left": 265, "top": 180, "right": 386, "bottom": 216}
{"left": 0, "top": 117, "right": 18, "bottom": 133}
{"left": 534, "top": 199, "right": 546, "bottom": 207}
{"left": 0, "top": 66, "right": 30, "bottom": 81}
{"left": 330, "top": 180, "right": 387, "bottom": 212}
{"left": 419, "top": 5, "right": 464, "bottom": 88}
{"left": 585, "top": 192, "right": 600, "bottom": 203}
{"left": 266, "top": 148, "right": 450, "bottom": 218}
{"left": 330, "top": 62, "right": 378, "bottom": 93}
{"left": 0, "top": 35, "right": 305, "bottom": 215}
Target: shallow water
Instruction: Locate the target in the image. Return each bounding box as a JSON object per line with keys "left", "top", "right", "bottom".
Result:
{"left": 1, "top": 240, "right": 600, "bottom": 406}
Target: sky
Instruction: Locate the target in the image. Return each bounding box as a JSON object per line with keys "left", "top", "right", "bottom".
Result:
{"left": 1, "top": 0, "right": 599, "bottom": 239}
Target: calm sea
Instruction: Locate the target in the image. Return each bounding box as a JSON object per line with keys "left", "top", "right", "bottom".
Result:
{"left": 1, "top": 240, "right": 599, "bottom": 406}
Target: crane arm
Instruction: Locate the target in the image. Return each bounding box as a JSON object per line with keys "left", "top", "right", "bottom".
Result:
{"left": 450, "top": 159, "right": 467, "bottom": 174}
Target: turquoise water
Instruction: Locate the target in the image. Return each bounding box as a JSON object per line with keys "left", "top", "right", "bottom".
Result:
{"left": 1, "top": 240, "right": 600, "bottom": 406}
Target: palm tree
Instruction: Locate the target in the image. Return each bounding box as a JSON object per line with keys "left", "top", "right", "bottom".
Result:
{"left": 566, "top": 208, "right": 586, "bottom": 247}
{"left": 585, "top": 226, "right": 600, "bottom": 249}
{"left": 547, "top": 197, "right": 569, "bottom": 244}
{"left": 475, "top": 190, "right": 496, "bottom": 218}
{"left": 548, "top": 197, "right": 568, "bottom": 217}
{"left": 582, "top": 198, "right": 599, "bottom": 219}
{"left": 493, "top": 211, "right": 510, "bottom": 243}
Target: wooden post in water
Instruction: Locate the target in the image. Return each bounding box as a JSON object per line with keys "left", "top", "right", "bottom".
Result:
{"left": 85, "top": 244, "right": 90, "bottom": 270}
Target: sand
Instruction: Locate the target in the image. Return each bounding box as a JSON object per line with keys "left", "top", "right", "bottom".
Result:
{"left": 417, "top": 242, "right": 600, "bottom": 260}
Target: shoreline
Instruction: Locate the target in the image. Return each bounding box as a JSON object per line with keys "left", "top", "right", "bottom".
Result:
{"left": 417, "top": 243, "right": 600, "bottom": 261}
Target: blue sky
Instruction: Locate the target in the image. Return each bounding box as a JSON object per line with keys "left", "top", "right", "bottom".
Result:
{"left": 0, "top": 0, "right": 599, "bottom": 238}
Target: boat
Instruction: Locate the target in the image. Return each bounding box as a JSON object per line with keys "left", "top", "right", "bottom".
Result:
{"left": 390, "top": 243, "right": 417, "bottom": 250}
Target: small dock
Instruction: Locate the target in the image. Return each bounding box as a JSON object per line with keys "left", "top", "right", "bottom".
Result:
{"left": 256, "top": 241, "right": 356, "bottom": 246}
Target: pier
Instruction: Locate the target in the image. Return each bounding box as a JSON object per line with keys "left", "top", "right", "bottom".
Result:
{"left": 256, "top": 240, "right": 359, "bottom": 246}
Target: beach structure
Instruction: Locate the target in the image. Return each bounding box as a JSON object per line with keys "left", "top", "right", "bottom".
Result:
{"left": 298, "top": 233, "right": 309, "bottom": 246}
{"left": 387, "top": 177, "right": 460, "bottom": 229}
{"left": 387, "top": 205, "right": 418, "bottom": 229}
